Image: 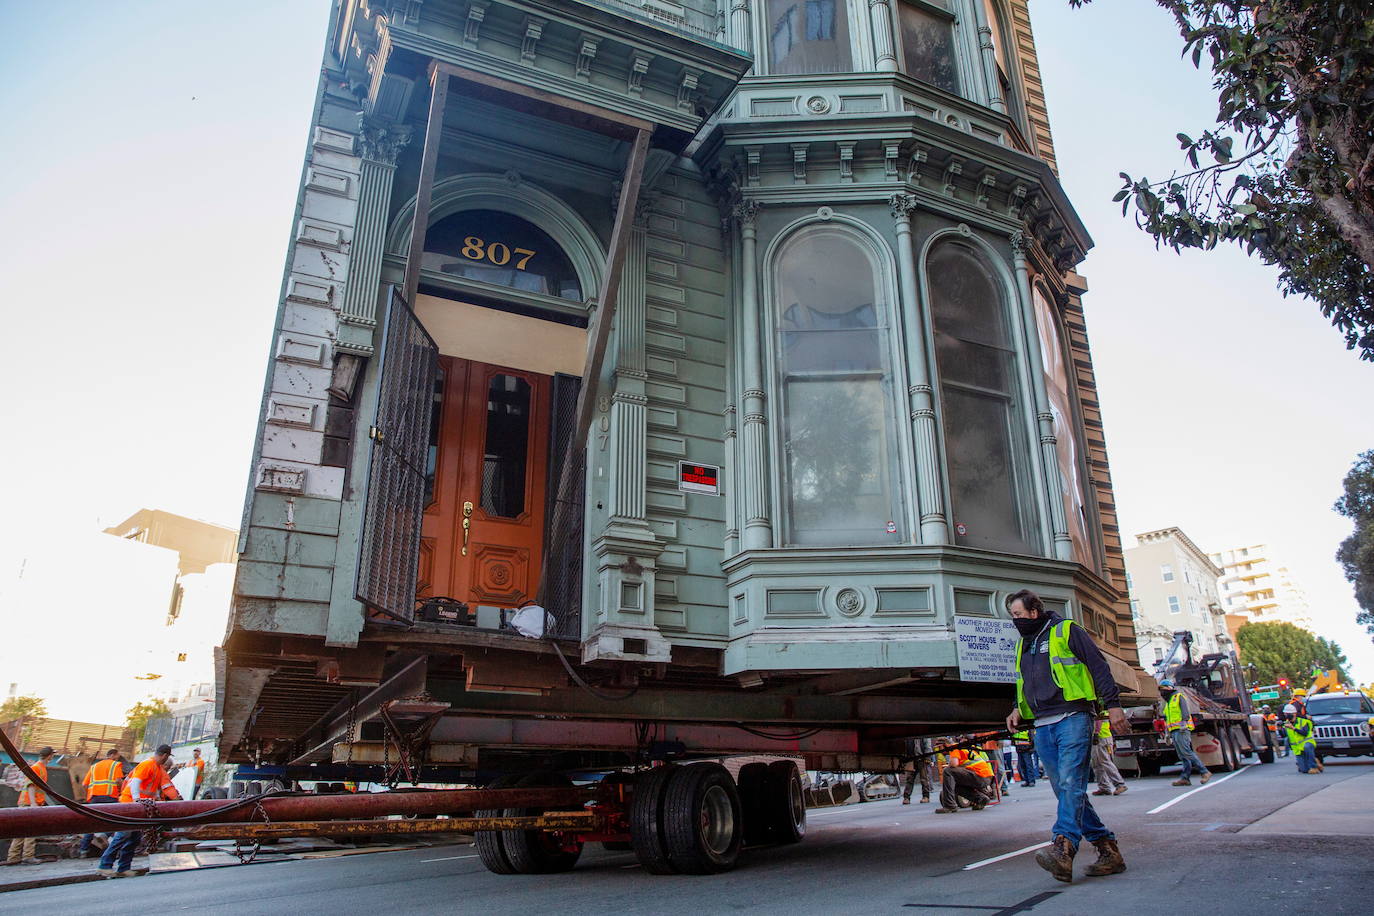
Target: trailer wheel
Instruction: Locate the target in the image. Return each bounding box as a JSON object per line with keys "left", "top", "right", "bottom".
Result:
{"left": 500, "top": 774, "right": 583, "bottom": 874}
{"left": 663, "top": 763, "right": 743, "bottom": 875}
{"left": 1214, "top": 731, "right": 1238, "bottom": 772}
{"left": 1257, "top": 735, "right": 1276, "bottom": 765}
{"left": 475, "top": 776, "right": 521, "bottom": 875}
{"left": 763, "top": 761, "right": 806, "bottom": 845}
{"left": 1137, "top": 756, "right": 1161, "bottom": 778}
{"left": 737, "top": 763, "right": 769, "bottom": 846}
{"left": 630, "top": 766, "right": 678, "bottom": 874}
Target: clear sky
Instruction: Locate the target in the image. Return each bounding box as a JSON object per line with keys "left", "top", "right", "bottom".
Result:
{"left": 0, "top": 1, "right": 1369, "bottom": 687}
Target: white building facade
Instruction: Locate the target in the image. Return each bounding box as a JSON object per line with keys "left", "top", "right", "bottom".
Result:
{"left": 1124, "top": 527, "right": 1228, "bottom": 670}
{"left": 1209, "top": 543, "right": 1315, "bottom": 633}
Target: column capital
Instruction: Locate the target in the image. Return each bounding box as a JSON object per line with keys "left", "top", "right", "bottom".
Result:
{"left": 890, "top": 193, "right": 918, "bottom": 223}
{"left": 357, "top": 117, "right": 413, "bottom": 166}
{"left": 1010, "top": 229, "right": 1029, "bottom": 257}
{"left": 732, "top": 198, "right": 762, "bottom": 228}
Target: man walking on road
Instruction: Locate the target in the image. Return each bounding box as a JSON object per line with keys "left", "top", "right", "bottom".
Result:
{"left": 1012, "top": 729, "right": 1037, "bottom": 786}
{"left": 5, "top": 745, "right": 53, "bottom": 866}
{"left": 1090, "top": 717, "right": 1127, "bottom": 796}
{"left": 1005, "top": 589, "right": 1127, "bottom": 883}
{"left": 98, "top": 744, "right": 181, "bottom": 879}
{"left": 901, "top": 737, "right": 935, "bottom": 805}
{"left": 1160, "top": 679, "right": 1210, "bottom": 787}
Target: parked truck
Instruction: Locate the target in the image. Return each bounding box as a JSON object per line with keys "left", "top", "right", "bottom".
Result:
{"left": 1112, "top": 631, "right": 1276, "bottom": 776}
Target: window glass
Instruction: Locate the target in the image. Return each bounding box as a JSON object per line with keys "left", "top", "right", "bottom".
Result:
{"left": 899, "top": 2, "right": 959, "bottom": 93}
{"left": 767, "top": 0, "right": 853, "bottom": 74}
{"left": 481, "top": 375, "right": 531, "bottom": 518}
{"left": 423, "top": 209, "right": 582, "bottom": 301}
{"left": 1168, "top": 596, "right": 1181, "bottom": 613}
{"left": 928, "top": 242, "right": 1034, "bottom": 554}
{"left": 1031, "top": 287, "right": 1093, "bottom": 565}
{"left": 776, "top": 228, "right": 904, "bottom": 546}
{"left": 1161, "top": 564, "right": 1174, "bottom": 582}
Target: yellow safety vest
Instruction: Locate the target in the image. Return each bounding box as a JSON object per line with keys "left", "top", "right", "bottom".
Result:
{"left": 1285, "top": 717, "right": 1316, "bottom": 753}
{"left": 1164, "top": 694, "right": 1194, "bottom": 732}
{"left": 1015, "top": 619, "right": 1097, "bottom": 719}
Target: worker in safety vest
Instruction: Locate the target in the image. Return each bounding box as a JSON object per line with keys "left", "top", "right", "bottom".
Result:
{"left": 900, "top": 736, "right": 936, "bottom": 805}
{"left": 4, "top": 746, "right": 53, "bottom": 866}
{"left": 98, "top": 744, "right": 182, "bottom": 878}
{"left": 1282, "top": 704, "right": 1322, "bottom": 774}
{"left": 1004, "top": 588, "right": 1127, "bottom": 883}
{"left": 1160, "top": 679, "right": 1211, "bottom": 787}
{"left": 1260, "top": 705, "right": 1287, "bottom": 758}
{"left": 190, "top": 748, "right": 207, "bottom": 799}
{"left": 935, "top": 741, "right": 994, "bottom": 813}
{"left": 78, "top": 749, "right": 129, "bottom": 858}
{"left": 1090, "top": 716, "right": 1127, "bottom": 797}
{"left": 1012, "top": 729, "right": 1038, "bottom": 787}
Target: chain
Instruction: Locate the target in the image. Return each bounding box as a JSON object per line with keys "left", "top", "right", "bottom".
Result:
{"left": 345, "top": 688, "right": 358, "bottom": 769}
{"left": 230, "top": 800, "right": 271, "bottom": 865}
{"left": 136, "top": 798, "right": 164, "bottom": 859}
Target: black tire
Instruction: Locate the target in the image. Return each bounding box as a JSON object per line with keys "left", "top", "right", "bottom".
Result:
{"left": 737, "top": 763, "right": 770, "bottom": 846}
{"left": 202, "top": 786, "right": 229, "bottom": 800}
{"left": 475, "top": 775, "right": 521, "bottom": 875}
{"left": 630, "top": 766, "right": 677, "bottom": 874}
{"left": 762, "top": 761, "right": 806, "bottom": 845}
{"left": 662, "top": 763, "right": 743, "bottom": 875}
{"left": 1218, "top": 731, "right": 1238, "bottom": 772}
{"left": 1138, "top": 757, "right": 1162, "bottom": 778}
{"left": 501, "top": 774, "right": 583, "bottom": 874}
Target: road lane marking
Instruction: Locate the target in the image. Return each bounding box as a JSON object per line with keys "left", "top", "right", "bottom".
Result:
{"left": 1146, "top": 765, "right": 1250, "bottom": 815}
{"left": 421, "top": 854, "right": 479, "bottom": 863}
{"left": 962, "top": 842, "right": 1051, "bottom": 871}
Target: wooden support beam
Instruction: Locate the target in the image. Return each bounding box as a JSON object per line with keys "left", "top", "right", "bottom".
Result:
{"left": 402, "top": 63, "right": 450, "bottom": 309}
{"left": 538, "top": 127, "right": 652, "bottom": 605}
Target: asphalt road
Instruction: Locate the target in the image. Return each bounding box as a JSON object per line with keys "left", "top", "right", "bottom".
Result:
{"left": 9, "top": 756, "right": 1371, "bottom": 915}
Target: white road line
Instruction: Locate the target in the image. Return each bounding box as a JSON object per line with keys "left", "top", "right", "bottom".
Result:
{"left": 962, "top": 842, "right": 1051, "bottom": 871}
{"left": 1146, "top": 765, "right": 1250, "bottom": 815}
{"left": 421, "top": 854, "right": 479, "bottom": 863}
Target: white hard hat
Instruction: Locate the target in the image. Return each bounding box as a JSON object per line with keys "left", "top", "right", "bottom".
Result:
{"left": 1282, "top": 704, "right": 1297, "bottom": 714}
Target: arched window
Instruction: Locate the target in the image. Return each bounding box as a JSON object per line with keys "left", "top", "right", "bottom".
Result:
{"left": 775, "top": 227, "right": 904, "bottom": 546}
{"left": 422, "top": 209, "right": 583, "bottom": 301}
{"left": 1032, "top": 286, "right": 1093, "bottom": 566}
{"left": 927, "top": 241, "right": 1036, "bottom": 555}
{"left": 765, "top": 0, "right": 853, "bottom": 74}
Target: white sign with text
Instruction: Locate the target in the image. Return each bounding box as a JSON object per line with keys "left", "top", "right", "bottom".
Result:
{"left": 954, "top": 615, "right": 1019, "bottom": 683}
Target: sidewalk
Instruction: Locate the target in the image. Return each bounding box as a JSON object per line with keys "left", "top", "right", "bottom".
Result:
{"left": 1241, "top": 768, "right": 1374, "bottom": 838}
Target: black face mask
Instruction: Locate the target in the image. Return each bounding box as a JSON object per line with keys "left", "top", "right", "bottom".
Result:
{"left": 1160, "top": 689, "right": 1175, "bottom": 699}
{"left": 1013, "top": 617, "right": 1043, "bottom": 638}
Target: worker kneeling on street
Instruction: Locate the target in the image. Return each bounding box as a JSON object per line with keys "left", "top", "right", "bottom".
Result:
{"left": 1282, "top": 704, "right": 1322, "bottom": 774}
{"left": 1005, "top": 589, "right": 1127, "bottom": 884}
{"left": 935, "top": 742, "right": 994, "bottom": 813}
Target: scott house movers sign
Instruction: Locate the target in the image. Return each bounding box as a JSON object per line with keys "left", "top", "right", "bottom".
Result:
{"left": 953, "top": 615, "right": 1019, "bottom": 684}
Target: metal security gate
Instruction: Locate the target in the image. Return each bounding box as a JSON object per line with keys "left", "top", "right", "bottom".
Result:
{"left": 542, "top": 372, "right": 584, "bottom": 638}
{"left": 356, "top": 287, "right": 439, "bottom": 622}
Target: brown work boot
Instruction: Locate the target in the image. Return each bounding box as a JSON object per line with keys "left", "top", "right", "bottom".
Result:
{"left": 1083, "top": 838, "right": 1126, "bottom": 877}
{"left": 1113, "top": 784, "right": 1128, "bottom": 795}
{"left": 1091, "top": 788, "right": 1110, "bottom": 796}
{"left": 1171, "top": 777, "right": 1191, "bottom": 786}
{"left": 1200, "top": 770, "right": 1212, "bottom": 784}
{"left": 1034, "top": 835, "right": 1076, "bottom": 883}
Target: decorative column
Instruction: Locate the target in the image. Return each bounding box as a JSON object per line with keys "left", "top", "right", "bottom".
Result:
{"left": 1010, "top": 231, "right": 1072, "bottom": 560}
{"left": 735, "top": 199, "right": 773, "bottom": 551}
{"left": 869, "top": 0, "right": 899, "bottom": 72}
{"left": 890, "top": 194, "right": 949, "bottom": 544}
{"left": 728, "top": 0, "right": 753, "bottom": 54}
{"left": 336, "top": 118, "right": 412, "bottom": 361}
{"left": 585, "top": 197, "right": 669, "bottom": 664}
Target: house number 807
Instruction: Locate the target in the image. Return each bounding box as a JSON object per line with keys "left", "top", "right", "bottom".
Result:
{"left": 461, "top": 236, "right": 536, "bottom": 270}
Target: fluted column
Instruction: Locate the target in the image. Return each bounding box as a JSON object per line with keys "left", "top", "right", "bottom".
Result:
{"left": 607, "top": 210, "right": 650, "bottom": 525}
{"left": 869, "top": 0, "right": 899, "bottom": 72}
{"left": 890, "top": 194, "right": 949, "bottom": 544}
{"left": 1010, "top": 231, "right": 1071, "bottom": 560}
{"left": 338, "top": 119, "right": 412, "bottom": 357}
{"left": 735, "top": 199, "right": 773, "bottom": 550}
{"left": 728, "top": 0, "right": 753, "bottom": 54}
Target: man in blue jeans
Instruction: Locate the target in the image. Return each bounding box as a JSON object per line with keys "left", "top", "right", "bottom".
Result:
{"left": 1005, "top": 589, "right": 1127, "bottom": 883}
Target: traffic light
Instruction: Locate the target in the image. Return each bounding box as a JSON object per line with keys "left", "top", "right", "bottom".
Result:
{"left": 1278, "top": 677, "right": 1289, "bottom": 689}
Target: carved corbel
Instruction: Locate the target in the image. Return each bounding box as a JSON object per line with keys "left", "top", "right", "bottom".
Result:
{"left": 884, "top": 141, "right": 901, "bottom": 180}
{"left": 575, "top": 35, "right": 601, "bottom": 81}
{"left": 1007, "top": 182, "right": 1029, "bottom": 220}
{"left": 678, "top": 67, "right": 702, "bottom": 111}
{"left": 942, "top": 157, "right": 964, "bottom": 197}
{"left": 838, "top": 142, "right": 855, "bottom": 183}
{"left": 463, "top": 1, "right": 487, "bottom": 48}
{"left": 520, "top": 17, "right": 545, "bottom": 64}
{"left": 628, "top": 51, "right": 653, "bottom": 96}
{"left": 744, "top": 146, "right": 762, "bottom": 187}
{"left": 908, "top": 144, "right": 929, "bottom": 186}
{"left": 977, "top": 170, "right": 998, "bottom": 209}
{"left": 791, "top": 143, "right": 809, "bottom": 184}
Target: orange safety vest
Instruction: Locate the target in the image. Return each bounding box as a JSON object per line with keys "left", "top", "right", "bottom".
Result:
{"left": 120, "top": 758, "right": 178, "bottom": 802}
{"left": 83, "top": 759, "right": 127, "bottom": 798}
{"left": 19, "top": 760, "right": 48, "bottom": 806}
{"left": 949, "top": 748, "right": 994, "bottom": 779}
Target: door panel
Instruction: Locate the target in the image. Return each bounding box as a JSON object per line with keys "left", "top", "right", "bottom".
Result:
{"left": 419, "top": 356, "right": 550, "bottom": 609}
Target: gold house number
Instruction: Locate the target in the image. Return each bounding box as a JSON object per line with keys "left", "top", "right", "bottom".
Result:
{"left": 461, "top": 236, "right": 536, "bottom": 270}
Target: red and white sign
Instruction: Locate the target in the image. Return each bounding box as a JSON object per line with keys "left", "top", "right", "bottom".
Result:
{"left": 678, "top": 462, "right": 721, "bottom": 496}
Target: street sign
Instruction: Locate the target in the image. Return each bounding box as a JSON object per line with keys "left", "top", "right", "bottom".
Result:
{"left": 1250, "top": 690, "right": 1280, "bottom": 701}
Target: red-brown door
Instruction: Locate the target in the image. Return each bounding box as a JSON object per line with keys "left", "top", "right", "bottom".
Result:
{"left": 419, "top": 357, "right": 551, "bottom": 608}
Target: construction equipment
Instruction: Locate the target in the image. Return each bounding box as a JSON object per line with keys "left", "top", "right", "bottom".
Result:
{"left": 1112, "top": 631, "right": 1276, "bottom": 775}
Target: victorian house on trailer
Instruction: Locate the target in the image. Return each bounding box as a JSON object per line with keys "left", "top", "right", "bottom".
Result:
{"left": 220, "top": 0, "right": 1140, "bottom": 781}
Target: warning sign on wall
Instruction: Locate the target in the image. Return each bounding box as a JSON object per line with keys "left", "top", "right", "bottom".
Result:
{"left": 678, "top": 462, "right": 721, "bottom": 496}
{"left": 953, "top": 615, "right": 1019, "bottom": 684}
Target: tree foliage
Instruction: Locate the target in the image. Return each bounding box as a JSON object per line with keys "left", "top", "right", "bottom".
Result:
{"left": 1335, "top": 448, "right": 1374, "bottom": 641}
{"left": 0, "top": 695, "right": 48, "bottom": 724}
{"left": 1237, "top": 620, "right": 1350, "bottom": 686}
{"left": 1073, "top": 0, "right": 1374, "bottom": 359}
{"left": 125, "top": 698, "right": 171, "bottom": 746}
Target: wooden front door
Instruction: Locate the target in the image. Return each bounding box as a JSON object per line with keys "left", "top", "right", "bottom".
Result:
{"left": 419, "top": 357, "right": 551, "bottom": 608}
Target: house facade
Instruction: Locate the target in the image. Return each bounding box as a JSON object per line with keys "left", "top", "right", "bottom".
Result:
{"left": 220, "top": 0, "right": 1141, "bottom": 766}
